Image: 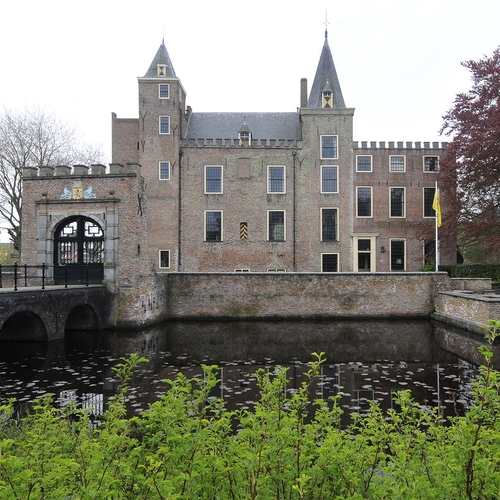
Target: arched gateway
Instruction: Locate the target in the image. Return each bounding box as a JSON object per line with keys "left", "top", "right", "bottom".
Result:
{"left": 54, "top": 216, "right": 104, "bottom": 284}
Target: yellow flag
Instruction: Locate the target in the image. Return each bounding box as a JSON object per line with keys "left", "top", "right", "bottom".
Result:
{"left": 432, "top": 188, "right": 442, "bottom": 227}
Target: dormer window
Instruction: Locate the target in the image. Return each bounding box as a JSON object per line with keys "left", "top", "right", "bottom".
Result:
{"left": 238, "top": 120, "right": 252, "bottom": 146}
{"left": 321, "top": 80, "right": 334, "bottom": 108}
{"left": 322, "top": 91, "right": 332, "bottom": 108}
{"left": 157, "top": 64, "right": 167, "bottom": 76}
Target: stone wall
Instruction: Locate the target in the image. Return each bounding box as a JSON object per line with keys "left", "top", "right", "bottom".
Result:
{"left": 165, "top": 272, "right": 451, "bottom": 320}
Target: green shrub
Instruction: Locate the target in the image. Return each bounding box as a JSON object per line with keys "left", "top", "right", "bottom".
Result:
{"left": 2, "top": 328, "right": 500, "bottom": 499}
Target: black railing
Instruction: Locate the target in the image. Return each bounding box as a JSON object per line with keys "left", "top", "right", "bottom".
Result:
{"left": 0, "top": 263, "right": 96, "bottom": 290}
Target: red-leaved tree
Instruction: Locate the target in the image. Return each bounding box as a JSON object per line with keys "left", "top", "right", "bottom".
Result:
{"left": 440, "top": 47, "right": 500, "bottom": 262}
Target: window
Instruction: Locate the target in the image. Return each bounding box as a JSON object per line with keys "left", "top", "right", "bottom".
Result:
{"left": 159, "top": 250, "right": 170, "bottom": 269}
{"left": 159, "top": 116, "right": 170, "bottom": 134}
{"left": 159, "top": 84, "right": 170, "bottom": 99}
{"left": 157, "top": 64, "right": 166, "bottom": 76}
{"left": 321, "top": 208, "right": 338, "bottom": 241}
{"left": 268, "top": 211, "right": 285, "bottom": 241}
{"left": 390, "top": 155, "right": 405, "bottom": 172}
{"left": 267, "top": 268, "right": 286, "bottom": 272}
{"left": 205, "top": 211, "right": 222, "bottom": 241}
{"left": 390, "top": 188, "right": 405, "bottom": 217}
{"left": 357, "top": 187, "right": 372, "bottom": 217}
{"left": 322, "top": 253, "right": 338, "bottom": 272}
{"left": 240, "top": 222, "right": 248, "bottom": 239}
{"left": 159, "top": 162, "right": 170, "bottom": 180}
{"left": 205, "top": 165, "right": 223, "bottom": 194}
{"left": 321, "top": 135, "right": 338, "bottom": 159}
{"left": 268, "top": 166, "right": 285, "bottom": 193}
{"left": 390, "top": 239, "right": 405, "bottom": 271}
{"left": 424, "top": 156, "right": 439, "bottom": 172}
{"left": 321, "top": 166, "right": 338, "bottom": 193}
{"left": 423, "top": 187, "right": 436, "bottom": 217}
{"left": 356, "top": 155, "right": 372, "bottom": 172}
{"left": 357, "top": 238, "right": 372, "bottom": 272}
{"left": 235, "top": 269, "right": 250, "bottom": 272}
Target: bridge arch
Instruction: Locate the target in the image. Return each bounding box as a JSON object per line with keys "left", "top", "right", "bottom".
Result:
{"left": 0, "top": 311, "right": 47, "bottom": 341}
{"left": 65, "top": 304, "right": 99, "bottom": 331}
{"left": 54, "top": 216, "right": 104, "bottom": 285}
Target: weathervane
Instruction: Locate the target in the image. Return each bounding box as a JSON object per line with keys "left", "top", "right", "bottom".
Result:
{"left": 324, "top": 9, "right": 329, "bottom": 38}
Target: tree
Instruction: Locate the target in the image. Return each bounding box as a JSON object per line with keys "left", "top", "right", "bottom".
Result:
{"left": 440, "top": 47, "right": 500, "bottom": 262}
{"left": 0, "top": 108, "right": 103, "bottom": 251}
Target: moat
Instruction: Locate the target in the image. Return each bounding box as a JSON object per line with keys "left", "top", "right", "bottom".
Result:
{"left": 0, "top": 319, "right": 494, "bottom": 426}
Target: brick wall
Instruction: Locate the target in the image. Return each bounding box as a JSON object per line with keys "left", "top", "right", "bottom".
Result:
{"left": 165, "top": 272, "right": 451, "bottom": 320}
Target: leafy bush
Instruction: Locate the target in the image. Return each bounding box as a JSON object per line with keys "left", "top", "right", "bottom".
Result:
{"left": 440, "top": 263, "right": 500, "bottom": 284}
{"left": 2, "top": 325, "right": 500, "bottom": 499}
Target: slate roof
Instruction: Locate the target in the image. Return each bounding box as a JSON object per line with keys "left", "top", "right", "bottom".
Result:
{"left": 143, "top": 40, "right": 176, "bottom": 78}
{"left": 307, "top": 33, "right": 345, "bottom": 108}
{"left": 185, "top": 112, "right": 301, "bottom": 140}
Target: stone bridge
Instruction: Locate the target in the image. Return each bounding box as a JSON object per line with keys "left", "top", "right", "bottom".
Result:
{"left": 0, "top": 285, "right": 116, "bottom": 341}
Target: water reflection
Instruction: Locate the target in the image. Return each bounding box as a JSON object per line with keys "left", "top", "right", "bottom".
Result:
{"left": 0, "top": 319, "right": 493, "bottom": 424}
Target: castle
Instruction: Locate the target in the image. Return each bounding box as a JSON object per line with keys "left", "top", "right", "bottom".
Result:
{"left": 21, "top": 30, "right": 455, "bottom": 321}
{"left": 111, "top": 30, "right": 453, "bottom": 273}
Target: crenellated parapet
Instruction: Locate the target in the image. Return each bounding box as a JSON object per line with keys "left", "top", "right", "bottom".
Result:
{"left": 22, "top": 163, "right": 142, "bottom": 179}
{"left": 353, "top": 141, "right": 448, "bottom": 150}
{"left": 181, "top": 138, "right": 302, "bottom": 148}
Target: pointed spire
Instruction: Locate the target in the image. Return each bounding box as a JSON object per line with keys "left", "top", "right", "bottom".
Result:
{"left": 306, "top": 31, "right": 345, "bottom": 108}
{"left": 143, "top": 40, "right": 176, "bottom": 78}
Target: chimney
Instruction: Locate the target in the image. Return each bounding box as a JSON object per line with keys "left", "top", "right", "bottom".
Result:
{"left": 300, "top": 78, "right": 308, "bottom": 108}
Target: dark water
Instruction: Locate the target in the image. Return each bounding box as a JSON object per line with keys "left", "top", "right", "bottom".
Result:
{"left": 0, "top": 319, "right": 494, "bottom": 425}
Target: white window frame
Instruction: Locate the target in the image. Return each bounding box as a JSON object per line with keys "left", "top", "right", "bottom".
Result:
{"left": 267, "top": 210, "right": 286, "bottom": 241}
{"left": 321, "top": 253, "right": 339, "bottom": 272}
{"left": 159, "top": 161, "right": 170, "bottom": 180}
{"left": 159, "top": 83, "right": 170, "bottom": 99}
{"left": 205, "top": 165, "right": 223, "bottom": 194}
{"left": 234, "top": 269, "right": 250, "bottom": 272}
{"left": 157, "top": 64, "right": 167, "bottom": 76}
{"left": 390, "top": 187, "right": 406, "bottom": 218}
{"left": 321, "top": 207, "right": 339, "bottom": 241}
{"left": 159, "top": 116, "right": 170, "bottom": 135}
{"left": 356, "top": 186, "right": 373, "bottom": 218}
{"left": 159, "top": 250, "right": 170, "bottom": 269}
{"left": 390, "top": 238, "right": 406, "bottom": 271}
{"left": 423, "top": 155, "right": 439, "bottom": 172}
{"left": 204, "top": 210, "right": 223, "bottom": 242}
{"left": 423, "top": 187, "right": 436, "bottom": 218}
{"left": 356, "top": 155, "right": 373, "bottom": 172}
{"left": 321, "top": 165, "right": 339, "bottom": 193}
{"left": 389, "top": 155, "right": 406, "bottom": 172}
{"left": 267, "top": 268, "right": 286, "bottom": 272}
{"left": 267, "top": 165, "right": 286, "bottom": 194}
{"left": 320, "top": 135, "right": 338, "bottom": 159}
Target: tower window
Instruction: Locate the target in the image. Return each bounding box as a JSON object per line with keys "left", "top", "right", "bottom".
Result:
{"left": 321, "top": 208, "right": 338, "bottom": 241}
{"left": 159, "top": 84, "right": 169, "bottom": 99}
{"left": 321, "top": 166, "right": 338, "bottom": 193}
{"left": 356, "top": 155, "right": 372, "bottom": 172}
{"left": 159, "top": 250, "right": 170, "bottom": 269}
{"left": 321, "top": 135, "right": 338, "bottom": 159}
{"left": 157, "top": 64, "right": 167, "bottom": 76}
{"left": 159, "top": 116, "right": 170, "bottom": 134}
{"left": 390, "top": 187, "right": 405, "bottom": 217}
{"left": 357, "top": 187, "right": 372, "bottom": 217}
{"left": 159, "top": 162, "right": 170, "bottom": 180}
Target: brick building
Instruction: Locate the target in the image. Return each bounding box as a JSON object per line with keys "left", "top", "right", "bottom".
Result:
{"left": 21, "top": 30, "right": 454, "bottom": 303}
{"left": 111, "top": 31, "right": 454, "bottom": 273}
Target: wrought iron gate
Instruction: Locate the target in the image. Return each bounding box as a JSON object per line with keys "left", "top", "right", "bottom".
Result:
{"left": 54, "top": 216, "right": 104, "bottom": 285}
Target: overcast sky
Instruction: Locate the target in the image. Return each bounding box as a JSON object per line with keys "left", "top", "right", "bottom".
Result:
{"left": 1, "top": 0, "right": 499, "bottom": 163}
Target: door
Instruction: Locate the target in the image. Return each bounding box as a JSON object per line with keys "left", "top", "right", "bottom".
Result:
{"left": 54, "top": 216, "right": 104, "bottom": 284}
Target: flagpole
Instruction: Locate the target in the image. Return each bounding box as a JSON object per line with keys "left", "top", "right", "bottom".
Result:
{"left": 435, "top": 180, "right": 439, "bottom": 271}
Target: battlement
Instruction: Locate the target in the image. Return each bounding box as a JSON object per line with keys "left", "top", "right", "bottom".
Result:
{"left": 181, "top": 138, "right": 302, "bottom": 148}
{"left": 22, "top": 163, "right": 142, "bottom": 178}
{"left": 353, "top": 141, "right": 448, "bottom": 150}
